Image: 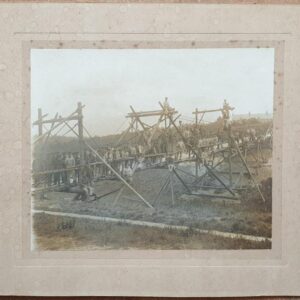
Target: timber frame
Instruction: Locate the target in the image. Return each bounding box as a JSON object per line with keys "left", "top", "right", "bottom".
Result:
{"left": 32, "top": 102, "right": 154, "bottom": 209}
{"left": 32, "top": 98, "right": 269, "bottom": 208}
{"left": 117, "top": 98, "right": 179, "bottom": 151}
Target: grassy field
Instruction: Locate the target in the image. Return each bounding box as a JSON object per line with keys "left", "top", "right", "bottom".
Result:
{"left": 33, "top": 213, "right": 271, "bottom": 250}
{"left": 33, "top": 146, "right": 272, "bottom": 250}
{"left": 33, "top": 161, "right": 272, "bottom": 239}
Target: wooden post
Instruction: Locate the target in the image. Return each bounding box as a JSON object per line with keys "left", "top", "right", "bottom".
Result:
{"left": 86, "top": 143, "right": 154, "bottom": 209}
{"left": 38, "top": 108, "right": 43, "bottom": 137}
{"left": 228, "top": 143, "right": 233, "bottom": 187}
{"left": 230, "top": 136, "right": 266, "bottom": 202}
{"left": 77, "top": 102, "right": 85, "bottom": 182}
{"left": 195, "top": 108, "right": 199, "bottom": 176}
{"left": 161, "top": 102, "right": 236, "bottom": 196}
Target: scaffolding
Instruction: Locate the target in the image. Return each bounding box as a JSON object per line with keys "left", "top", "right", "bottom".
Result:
{"left": 32, "top": 98, "right": 269, "bottom": 209}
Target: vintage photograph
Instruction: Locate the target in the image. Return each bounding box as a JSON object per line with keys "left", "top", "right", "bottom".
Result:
{"left": 31, "top": 48, "right": 274, "bottom": 250}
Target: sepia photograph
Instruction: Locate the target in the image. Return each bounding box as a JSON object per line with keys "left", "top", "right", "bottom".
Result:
{"left": 31, "top": 48, "right": 274, "bottom": 251}
{"left": 2, "top": 1, "right": 300, "bottom": 297}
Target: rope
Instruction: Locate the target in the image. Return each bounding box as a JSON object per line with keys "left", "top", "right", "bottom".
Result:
{"left": 61, "top": 124, "right": 78, "bottom": 137}
{"left": 51, "top": 122, "right": 68, "bottom": 137}
{"left": 113, "top": 118, "right": 128, "bottom": 135}
{"left": 33, "top": 109, "right": 79, "bottom": 144}
{"left": 83, "top": 125, "right": 104, "bottom": 151}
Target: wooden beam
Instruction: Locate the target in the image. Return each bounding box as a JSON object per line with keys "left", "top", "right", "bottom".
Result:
{"left": 160, "top": 101, "right": 236, "bottom": 197}
{"left": 33, "top": 116, "right": 79, "bottom": 125}
{"left": 193, "top": 108, "right": 223, "bottom": 114}
{"left": 37, "top": 108, "right": 43, "bottom": 136}
{"left": 60, "top": 121, "right": 154, "bottom": 209}
{"left": 77, "top": 102, "right": 85, "bottom": 177}
{"left": 126, "top": 109, "right": 177, "bottom": 118}
{"left": 33, "top": 109, "right": 79, "bottom": 143}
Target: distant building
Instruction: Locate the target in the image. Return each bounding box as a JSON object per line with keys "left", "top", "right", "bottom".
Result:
{"left": 232, "top": 111, "right": 273, "bottom": 121}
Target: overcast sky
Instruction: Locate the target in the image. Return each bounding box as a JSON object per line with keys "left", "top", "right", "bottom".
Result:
{"left": 31, "top": 48, "right": 274, "bottom": 137}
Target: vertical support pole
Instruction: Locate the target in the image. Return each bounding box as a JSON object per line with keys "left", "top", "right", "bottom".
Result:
{"left": 195, "top": 108, "right": 199, "bottom": 176}
{"left": 38, "top": 108, "right": 43, "bottom": 137}
{"left": 164, "top": 99, "right": 168, "bottom": 129}
{"left": 77, "top": 102, "right": 84, "bottom": 183}
{"left": 228, "top": 143, "right": 233, "bottom": 186}
{"left": 37, "top": 108, "right": 45, "bottom": 196}
{"left": 227, "top": 124, "right": 233, "bottom": 187}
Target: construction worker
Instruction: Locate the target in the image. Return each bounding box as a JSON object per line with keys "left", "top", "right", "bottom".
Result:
{"left": 176, "top": 140, "right": 185, "bottom": 160}
{"left": 74, "top": 153, "right": 80, "bottom": 184}
{"left": 53, "top": 153, "right": 61, "bottom": 185}
{"left": 222, "top": 99, "right": 234, "bottom": 131}
{"left": 65, "top": 152, "right": 75, "bottom": 185}
{"left": 123, "top": 164, "right": 134, "bottom": 183}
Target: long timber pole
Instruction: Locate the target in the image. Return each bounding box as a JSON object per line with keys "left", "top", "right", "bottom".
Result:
{"left": 33, "top": 109, "right": 79, "bottom": 144}
{"left": 231, "top": 136, "right": 266, "bottom": 203}
{"left": 86, "top": 143, "right": 154, "bottom": 209}
{"left": 160, "top": 101, "right": 236, "bottom": 196}
{"left": 38, "top": 108, "right": 43, "bottom": 137}
{"left": 115, "top": 118, "right": 134, "bottom": 147}
{"left": 62, "top": 121, "right": 154, "bottom": 209}
{"left": 77, "top": 102, "right": 85, "bottom": 183}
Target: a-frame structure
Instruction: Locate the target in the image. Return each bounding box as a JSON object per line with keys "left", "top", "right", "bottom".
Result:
{"left": 161, "top": 99, "right": 266, "bottom": 203}
{"left": 32, "top": 103, "right": 154, "bottom": 209}
{"left": 116, "top": 98, "right": 179, "bottom": 153}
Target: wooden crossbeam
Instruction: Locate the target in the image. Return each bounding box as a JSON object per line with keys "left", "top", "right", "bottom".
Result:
{"left": 193, "top": 108, "right": 223, "bottom": 114}
{"left": 33, "top": 109, "right": 79, "bottom": 143}
{"left": 159, "top": 101, "right": 237, "bottom": 197}
{"left": 58, "top": 120, "right": 154, "bottom": 209}
{"left": 193, "top": 107, "right": 235, "bottom": 115}
{"left": 126, "top": 109, "right": 177, "bottom": 118}
{"left": 33, "top": 116, "right": 79, "bottom": 125}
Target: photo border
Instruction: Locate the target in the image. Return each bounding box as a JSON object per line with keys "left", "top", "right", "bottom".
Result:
{"left": 20, "top": 39, "right": 284, "bottom": 265}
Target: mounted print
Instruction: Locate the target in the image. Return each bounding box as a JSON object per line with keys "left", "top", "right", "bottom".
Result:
{"left": 31, "top": 47, "right": 274, "bottom": 250}
{"left": 1, "top": 2, "right": 300, "bottom": 298}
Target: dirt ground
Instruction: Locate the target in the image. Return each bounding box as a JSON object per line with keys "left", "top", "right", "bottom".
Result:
{"left": 33, "top": 152, "right": 272, "bottom": 250}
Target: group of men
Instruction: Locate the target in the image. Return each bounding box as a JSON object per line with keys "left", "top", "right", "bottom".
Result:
{"left": 32, "top": 152, "right": 79, "bottom": 186}
{"left": 32, "top": 147, "right": 141, "bottom": 188}
{"left": 32, "top": 116, "right": 271, "bottom": 190}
